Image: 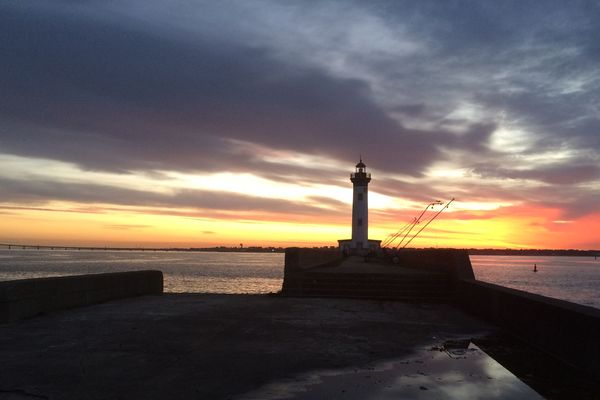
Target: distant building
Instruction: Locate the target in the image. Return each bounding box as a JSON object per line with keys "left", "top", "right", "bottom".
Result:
{"left": 338, "top": 159, "right": 381, "bottom": 255}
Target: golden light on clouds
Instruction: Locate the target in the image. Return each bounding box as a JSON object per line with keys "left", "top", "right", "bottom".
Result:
{"left": 1, "top": 154, "right": 597, "bottom": 249}
{"left": 2, "top": 1, "right": 600, "bottom": 250}
{"left": 1, "top": 155, "right": 598, "bottom": 250}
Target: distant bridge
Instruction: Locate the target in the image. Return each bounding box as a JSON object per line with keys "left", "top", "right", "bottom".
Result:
{"left": 0, "top": 243, "right": 165, "bottom": 251}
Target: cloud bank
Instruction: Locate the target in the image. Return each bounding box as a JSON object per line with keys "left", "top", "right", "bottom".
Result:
{"left": 1, "top": 0, "right": 599, "bottom": 245}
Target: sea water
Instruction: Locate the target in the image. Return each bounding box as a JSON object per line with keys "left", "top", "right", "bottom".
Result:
{"left": 470, "top": 255, "right": 600, "bottom": 309}
{"left": 0, "top": 249, "right": 284, "bottom": 294}
{"left": 1, "top": 250, "right": 599, "bottom": 309}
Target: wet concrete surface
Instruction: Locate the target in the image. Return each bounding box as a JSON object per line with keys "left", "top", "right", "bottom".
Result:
{"left": 238, "top": 342, "right": 543, "bottom": 400}
{"left": 0, "top": 293, "right": 500, "bottom": 399}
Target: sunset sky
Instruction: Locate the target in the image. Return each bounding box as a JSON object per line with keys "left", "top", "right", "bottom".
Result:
{"left": 1, "top": 1, "right": 599, "bottom": 249}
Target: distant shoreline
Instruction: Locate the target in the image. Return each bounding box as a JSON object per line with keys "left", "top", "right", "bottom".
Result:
{"left": 467, "top": 248, "right": 600, "bottom": 257}
{"left": 0, "top": 244, "right": 286, "bottom": 253}
{"left": 1, "top": 243, "right": 598, "bottom": 256}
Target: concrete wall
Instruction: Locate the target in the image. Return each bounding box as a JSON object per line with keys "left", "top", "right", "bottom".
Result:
{"left": 457, "top": 279, "right": 600, "bottom": 380}
{"left": 282, "top": 248, "right": 473, "bottom": 294}
{"left": 284, "top": 248, "right": 342, "bottom": 271}
{"left": 392, "top": 249, "right": 475, "bottom": 280}
{"left": 282, "top": 248, "right": 342, "bottom": 294}
{"left": 0, "top": 270, "right": 163, "bottom": 323}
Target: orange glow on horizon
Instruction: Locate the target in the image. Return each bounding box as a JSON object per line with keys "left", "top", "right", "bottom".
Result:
{"left": 1, "top": 201, "right": 598, "bottom": 249}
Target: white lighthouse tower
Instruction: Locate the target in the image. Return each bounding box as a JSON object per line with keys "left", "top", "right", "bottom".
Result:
{"left": 338, "top": 159, "right": 381, "bottom": 255}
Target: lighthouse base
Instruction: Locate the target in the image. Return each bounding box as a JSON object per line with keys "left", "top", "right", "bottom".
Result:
{"left": 338, "top": 239, "right": 381, "bottom": 256}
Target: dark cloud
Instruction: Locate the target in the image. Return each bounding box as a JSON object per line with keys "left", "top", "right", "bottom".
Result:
{"left": 305, "top": 196, "right": 347, "bottom": 208}
{"left": 1, "top": 0, "right": 599, "bottom": 230}
{"left": 0, "top": 176, "right": 345, "bottom": 219}
{"left": 372, "top": 178, "right": 448, "bottom": 204}
{"left": 0, "top": 2, "right": 467, "bottom": 177}
{"left": 472, "top": 164, "right": 600, "bottom": 185}
{"left": 392, "top": 104, "right": 426, "bottom": 117}
{"left": 372, "top": 0, "right": 600, "bottom": 152}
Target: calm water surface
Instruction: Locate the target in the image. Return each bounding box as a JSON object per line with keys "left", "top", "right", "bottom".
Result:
{"left": 1, "top": 250, "right": 599, "bottom": 309}
{"left": 0, "top": 249, "right": 284, "bottom": 294}
{"left": 470, "top": 255, "right": 600, "bottom": 309}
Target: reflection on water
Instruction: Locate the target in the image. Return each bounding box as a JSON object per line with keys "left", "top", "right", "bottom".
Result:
{"left": 237, "top": 342, "right": 543, "bottom": 400}
{"left": 471, "top": 255, "right": 600, "bottom": 309}
{"left": 0, "top": 249, "right": 284, "bottom": 293}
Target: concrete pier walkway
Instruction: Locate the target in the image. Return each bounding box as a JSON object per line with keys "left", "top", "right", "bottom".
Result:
{"left": 0, "top": 293, "right": 490, "bottom": 400}
{"left": 2, "top": 293, "right": 599, "bottom": 398}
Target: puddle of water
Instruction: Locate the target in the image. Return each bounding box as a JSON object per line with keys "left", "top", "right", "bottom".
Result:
{"left": 237, "top": 341, "right": 544, "bottom": 400}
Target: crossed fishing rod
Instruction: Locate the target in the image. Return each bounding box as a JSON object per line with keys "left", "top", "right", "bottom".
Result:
{"left": 382, "top": 198, "right": 455, "bottom": 249}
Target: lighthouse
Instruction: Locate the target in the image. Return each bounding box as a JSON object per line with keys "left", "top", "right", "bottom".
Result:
{"left": 351, "top": 159, "right": 370, "bottom": 247}
{"left": 338, "top": 159, "right": 381, "bottom": 255}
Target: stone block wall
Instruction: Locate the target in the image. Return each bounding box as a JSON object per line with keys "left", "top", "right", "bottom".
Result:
{"left": 0, "top": 270, "right": 163, "bottom": 323}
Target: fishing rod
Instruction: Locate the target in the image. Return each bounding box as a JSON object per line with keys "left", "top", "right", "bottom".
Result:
{"left": 381, "top": 218, "right": 415, "bottom": 248}
{"left": 394, "top": 200, "right": 442, "bottom": 249}
{"left": 401, "top": 198, "right": 455, "bottom": 249}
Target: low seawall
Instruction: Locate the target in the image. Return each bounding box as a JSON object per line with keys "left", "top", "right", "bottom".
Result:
{"left": 457, "top": 279, "right": 600, "bottom": 380}
{"left": 281, "top": 248, "right": 473, "bottom": 298}
{"left": 0, "top": 270, "right": 163, "bottom": 323}
{"left": 282, "top": 248, "right": 342, "bottom": 294}
{"left": 283, "top": 248, "right": 474, "bottom": 281}
{"left": 284, "top": 247, "right": 342, "bottom": 270}
{"left": 391, "top": 249, "right": 475, "bottom": 280}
